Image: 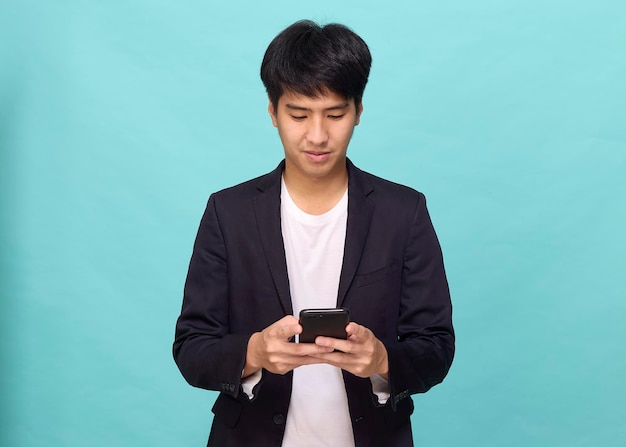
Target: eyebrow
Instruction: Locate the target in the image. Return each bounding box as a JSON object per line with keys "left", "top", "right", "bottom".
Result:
{"left": 285, "top": 102, "right": 350, "bottom": 112}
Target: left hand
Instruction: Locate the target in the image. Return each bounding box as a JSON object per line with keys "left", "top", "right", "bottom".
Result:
{"left": 308, "top": 322, "right": 389, "bottom": 379}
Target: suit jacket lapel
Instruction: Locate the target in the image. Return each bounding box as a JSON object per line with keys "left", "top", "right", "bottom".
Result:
{"left": 337, "top": 160, "right": 374, "bottom": 307}
{"left": 254, "top": 161, "right": 293, "bottom": 315}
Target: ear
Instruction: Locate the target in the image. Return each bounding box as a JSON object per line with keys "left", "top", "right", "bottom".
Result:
{"left": 355, "top": 102, "right": 363, "bottom": 126}
{"left": 268, "top": 99, "right": 278, "bottom": 127}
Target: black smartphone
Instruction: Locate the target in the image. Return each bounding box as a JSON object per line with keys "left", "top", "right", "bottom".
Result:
{"left": 298, "top": 308, "right": 350, "bottom": 343}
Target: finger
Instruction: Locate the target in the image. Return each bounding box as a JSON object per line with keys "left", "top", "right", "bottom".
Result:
{"left": 278, "top": 323, "right": 302, "bottom": 339}
{"left": 283, "top": 354, "right": 330, "bottom": 370}
{"left": 307, "top": 351, "right": 351, "bottom": 368}
{"left": 346, "top": 323, "right": 376, "bottom": 345}
{"left": 281, "top": 315, "right": 300, "bottom": 326}
{"left": 345, "top": 322, "right": 365, "bottom": 338}
{"left": 293, "top": 341, "right": 334, "bottom": 355}
{"left": 267, "top": 353, "right": 325, "bottom": 375}
{"left": 269, "top": 316, "right": 301, "bottom": 339}
{"left": 314, "top": 336, "right": 354, "bottom": 353}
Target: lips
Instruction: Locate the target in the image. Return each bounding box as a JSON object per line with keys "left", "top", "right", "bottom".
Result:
{"left": 305, "top": 151, "right": 330, "bottom": 162}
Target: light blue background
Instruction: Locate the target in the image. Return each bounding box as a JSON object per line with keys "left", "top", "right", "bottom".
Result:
{"left": 1, "top": 1, "right": 625, "bottom": 446}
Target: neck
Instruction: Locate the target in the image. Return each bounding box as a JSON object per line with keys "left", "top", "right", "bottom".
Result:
{"left": 283, "top": 164, "right": 348, "bottom": 215}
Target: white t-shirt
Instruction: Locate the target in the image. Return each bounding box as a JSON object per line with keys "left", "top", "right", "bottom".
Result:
{"left": 280, "top": 178, "right": 354, "bottom": 447}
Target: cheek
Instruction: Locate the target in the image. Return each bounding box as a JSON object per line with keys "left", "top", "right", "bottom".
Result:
{"left": 280, "top": 126, "right": 306, "bottom": 143}
{"left": 277, "top": 127, "right": 301, "bottom": 149}
{"left": 337, "top": 125, "right": 356, "bottom": 143}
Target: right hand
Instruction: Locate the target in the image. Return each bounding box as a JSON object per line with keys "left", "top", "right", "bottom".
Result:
{"left": 243, "top": 315, "right": 334, "bottom": 377}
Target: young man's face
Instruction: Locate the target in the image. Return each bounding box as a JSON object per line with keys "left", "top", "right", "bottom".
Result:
{"left": 269, "top": 89, "right": 363, "bottom": 182}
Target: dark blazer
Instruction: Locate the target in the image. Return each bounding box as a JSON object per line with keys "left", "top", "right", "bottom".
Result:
{"left": 173, "top": 159, "right": 454, "bottom": 447}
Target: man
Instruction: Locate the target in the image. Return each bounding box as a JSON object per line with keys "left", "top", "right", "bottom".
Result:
{"left": 173, "top": 20, "right": 454, "bottom": 447}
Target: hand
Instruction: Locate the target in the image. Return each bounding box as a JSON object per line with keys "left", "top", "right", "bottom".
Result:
{"left": 243, "top": 315, "right": 334, "bottom": 377}
{"left": 308, "top": 322, "right": 389, "bottom": 379}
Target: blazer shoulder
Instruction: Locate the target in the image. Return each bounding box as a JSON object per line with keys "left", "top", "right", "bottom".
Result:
{"left": 209, "top": 162, "right": 283, "bottom": 204}
{"left": 352, "top": 164, "right": 425, "bottom": 205}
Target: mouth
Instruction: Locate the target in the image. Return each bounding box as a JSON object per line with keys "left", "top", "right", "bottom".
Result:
{"left": 304, "top": 151, "right": 331, "bottom": 162}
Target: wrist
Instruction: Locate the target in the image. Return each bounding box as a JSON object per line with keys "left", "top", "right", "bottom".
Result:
{"left": 377, "top": 340, "right": 389, "bottom": 380}
{"left": 242, "top": 332, "right": 262, "bottom": 378}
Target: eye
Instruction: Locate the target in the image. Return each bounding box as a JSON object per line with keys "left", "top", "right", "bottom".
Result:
{"left": 291, "top": 115, "right": 306, "bottom": 121}
{"left": 328, "top": 114, "right": 345, "bottom": 120}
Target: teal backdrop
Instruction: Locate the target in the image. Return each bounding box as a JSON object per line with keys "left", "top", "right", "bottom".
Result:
{"left": 1, "top": 1, "right": 625, "bottom": 446}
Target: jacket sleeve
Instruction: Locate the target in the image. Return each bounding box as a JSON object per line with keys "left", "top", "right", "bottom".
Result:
{"left": 172, "top": 194, "right": 249, "bottom": 400}
{"left": 383, "top": 193, "right": 455, "bottom": 409}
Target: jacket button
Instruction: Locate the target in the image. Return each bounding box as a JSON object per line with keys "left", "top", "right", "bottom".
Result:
{"left": 272, "top": 413, "right": 285, "bottom": 425}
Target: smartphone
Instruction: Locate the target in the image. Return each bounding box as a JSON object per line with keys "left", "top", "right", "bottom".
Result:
{"left": 298, "top": 308, "right": 350, "bottom": 343}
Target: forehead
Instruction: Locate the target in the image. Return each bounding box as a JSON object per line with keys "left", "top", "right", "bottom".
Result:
{"left": 278, "top": 89, "right": 353, "bottom": 110}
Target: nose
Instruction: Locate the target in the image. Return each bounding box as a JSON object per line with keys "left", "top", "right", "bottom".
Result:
{"left": 306, "top": 117, "right": 328, "bottom": 146}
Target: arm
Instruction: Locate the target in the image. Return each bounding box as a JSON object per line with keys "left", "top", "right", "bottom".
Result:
{"left": 385, "top": 193, "right": 455, "bottom": 405}
{"left": 173, "top": 195, "right": 249, "bottom": 397}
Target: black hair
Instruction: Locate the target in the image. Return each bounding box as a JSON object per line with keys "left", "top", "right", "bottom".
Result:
{"left": 260, "top": 20, "right": 372, "bottom": 109}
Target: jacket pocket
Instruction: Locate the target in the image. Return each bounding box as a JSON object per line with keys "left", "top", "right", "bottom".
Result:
{"left": 354, "top": 261, "right": 400, "bottom": 287}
